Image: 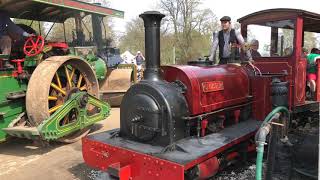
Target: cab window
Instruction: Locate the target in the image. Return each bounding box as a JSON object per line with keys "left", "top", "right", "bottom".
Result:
{"left": 247, "top": 19, "right": 295, "bottom": 57}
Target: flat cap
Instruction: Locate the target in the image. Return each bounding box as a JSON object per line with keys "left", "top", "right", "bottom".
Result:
{"left": 220, "top": 16, "right": 231, "bottom": 21}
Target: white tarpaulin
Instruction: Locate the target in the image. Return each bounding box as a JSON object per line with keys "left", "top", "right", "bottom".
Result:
{"left": 120, "top": 51, "right": 136, "bottom": 64}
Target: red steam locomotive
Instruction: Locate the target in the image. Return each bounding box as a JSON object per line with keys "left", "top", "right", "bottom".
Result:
{"left": 82, "top": 9, "right": 319, "bottom": 179}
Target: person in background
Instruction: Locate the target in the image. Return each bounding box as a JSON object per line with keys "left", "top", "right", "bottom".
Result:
{"left": 250, "top": 39, "right": 261, "bottom": 58}
{"left": 209, "top": 16, "right": 252, "bottom": 64}
{"left": 135, "top": 51, "right": 145, "bottom": 80}
{"left": 135, "top": 51, "right": 145, "bottom": 67}
{"left": 0, "top": 11, "right": 33, "bottom": 68}
{"left": 284, "top": 47, "right": 293, "bottom": 56}
{"left": 310, "top": 48, "right": 319, "bottom": 54}
{"left": 306, "top": 48, "right": 320, "bottom": 97}
{"left": 302, "top": 47, "right": 308, "bottom": 57}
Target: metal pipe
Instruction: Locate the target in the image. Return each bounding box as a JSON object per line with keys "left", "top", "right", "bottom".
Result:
{"left": 139, "top": 11, "right": 165, "bottom": 81}
{"left": 75, "top": 14, "right": 84, "bottom": 45}
{"left": 101, "top": 17, "right": 107, "bottom": 46}
{"left": 29, "top": 20, "right": 34, "bottom": 27}
{"left": 92, "top": 14, "right": 103, "bottom": 53}
{"left": 197, "top": 117, "right": 201, "bottom": 137}
{"left": 45, "top": 22, "right": 55, "bottom": 40}
{"left": 280, "top": 35, "right": 284, "bottom": 56}
{"left": 81, "top": 20, "right": 92, "bottom": 40}
{"left": 63, "top": 22, "right": 67, "bottom": 43}
{"left": 182, "top": 101, "right": 253, "bottom": 121}
{"left": 92, "top": 3, "right": 104, "bottom": 53}
{"left": 255, "top": 123, "right": 272, "bottom": 144}
{"left": 38, "top": 21, "right": 41, "bottom": 36}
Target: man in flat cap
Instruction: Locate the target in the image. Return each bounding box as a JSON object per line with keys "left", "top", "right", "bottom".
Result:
{"left": 209, "top": 16, "right": 252, "bottom": 64}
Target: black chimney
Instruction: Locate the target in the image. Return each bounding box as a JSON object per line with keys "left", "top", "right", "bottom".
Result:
{"left": 139, "top": 11, "right": 165, "bottom": 81}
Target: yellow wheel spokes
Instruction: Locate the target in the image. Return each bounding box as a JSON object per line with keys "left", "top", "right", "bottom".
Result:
{"left": 49, "top": 68, "right": 68, "bottom": 114}
{"left": 48, "top": 96, "right": 58, "bottom": 101}
{"left": 79, "top": 86, "right": 87, "bottom": 91}
{"left": 70, "top": 67, "right": 75, "bottom": 82}
{"left": 48, "top": 64, "right": 88, "bottom": 115}
{"left": 64, "top": 65, "right": 73, "bottom": 88}
{"left": 77, "top": 74, "right": 83, "bottom": 88}
{"left": 55, "top": 72, "right": 62, "bottom": 88}
{"left": 77, "top": 73, "right": 87, "bottom": 91}
{"left": 50, "top": 82, "right": 66, "bottom": 96}
{"left": 49, "top": 104, "right": 63, "bottom": 114}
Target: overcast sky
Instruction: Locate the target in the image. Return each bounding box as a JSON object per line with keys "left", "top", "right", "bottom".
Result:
{"left": 109, "top": 0, "right": 320, "bottom": 33}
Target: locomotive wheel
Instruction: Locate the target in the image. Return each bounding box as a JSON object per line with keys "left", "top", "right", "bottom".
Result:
{"left": 26, "top": 56, "right": 99, "bottom": 142}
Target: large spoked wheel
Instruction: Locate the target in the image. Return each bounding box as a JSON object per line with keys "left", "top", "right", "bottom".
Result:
{"left": 26, "top": 56, "right": 99, "bottom": 143}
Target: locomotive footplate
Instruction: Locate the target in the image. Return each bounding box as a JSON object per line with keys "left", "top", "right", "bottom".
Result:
{"left": 82, "top": 119, "right": 261, "bottom": 179}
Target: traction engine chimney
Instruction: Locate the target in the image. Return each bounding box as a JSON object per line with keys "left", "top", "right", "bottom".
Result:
{"left": 139, "top": 11, "right": 165, "bottom": 81}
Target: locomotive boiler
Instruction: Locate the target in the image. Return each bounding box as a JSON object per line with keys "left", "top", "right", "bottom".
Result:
{"left": 120, "top": 11, "right": 252, "bottom": 146}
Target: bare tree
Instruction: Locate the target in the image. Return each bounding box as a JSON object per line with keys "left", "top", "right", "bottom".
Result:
{"left": 118, "top": 0, "right": 219, "bottom": 65}
{"left": 118, "top": 18, "right": 145, "bottom": 55}
{"left": 159, "top": 0, "right": 219, "bottom": 63}
{"left": 304, "top": 32, "right": 318, "bottom": 52}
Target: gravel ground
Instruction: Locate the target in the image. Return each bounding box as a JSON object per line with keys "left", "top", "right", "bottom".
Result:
{"left": 215, "top": 164, "right": 257, "bottom": 180}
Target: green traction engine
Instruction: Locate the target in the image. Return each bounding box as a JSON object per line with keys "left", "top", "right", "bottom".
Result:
{"left": 0, "top": 43, "right": 110, "bottom": 143}
{"left": 0, "top": 0, "right": 127, "bottom": 143}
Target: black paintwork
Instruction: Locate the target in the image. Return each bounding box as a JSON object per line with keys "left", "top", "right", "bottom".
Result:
{"left": 139, "top": 11, "right": 164, "bottom": 81}
{"left": 271, "top": 78, "right": 289, "bottom": 108}
{"left": 120, "top": 80, "right": 189, "bottom": 146}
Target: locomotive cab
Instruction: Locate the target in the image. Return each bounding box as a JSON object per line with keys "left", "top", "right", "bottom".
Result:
{"left": 239, "top": 9, "right": 319, "bottom": 178}
{"left": 238, "top": 8, "right": 320, "bottom": 116}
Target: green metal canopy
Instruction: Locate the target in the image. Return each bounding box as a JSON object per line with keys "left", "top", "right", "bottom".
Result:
{"left": 0, "top": 0, "right": 124, "bottom": 22}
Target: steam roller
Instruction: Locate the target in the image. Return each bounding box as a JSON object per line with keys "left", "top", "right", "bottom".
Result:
{"left": 3, "top": 56, "right": 110, "bottom": 143}
{"left": 99, "top": 65, "right": 136, "bottom": 107}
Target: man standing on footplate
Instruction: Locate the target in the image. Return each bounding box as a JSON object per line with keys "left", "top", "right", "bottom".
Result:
{"left": 209, "top": 16, "right": 253, "bottom": 64}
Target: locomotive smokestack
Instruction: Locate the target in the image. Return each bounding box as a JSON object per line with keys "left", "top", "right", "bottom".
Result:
{"left": 139, "top": 11, "right": 165, "bottom": 81}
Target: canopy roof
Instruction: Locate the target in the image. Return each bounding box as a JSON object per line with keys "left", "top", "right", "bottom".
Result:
{"left": 0, "top": 0, "right": 124, "bottom": 22}
{"left": 238, "top": 8, "right": 320, "bottom": 33}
